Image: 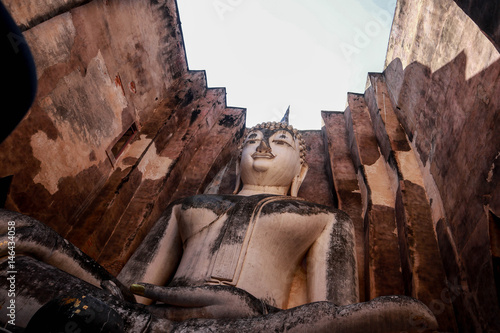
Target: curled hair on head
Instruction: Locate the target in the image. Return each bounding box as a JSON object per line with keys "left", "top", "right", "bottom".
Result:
{"left": 245, "top": 121, "right": 307, "bottom": 164}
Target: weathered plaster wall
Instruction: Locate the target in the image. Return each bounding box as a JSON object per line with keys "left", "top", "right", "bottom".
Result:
{"left": 2, "top": 0, "right": 183, "bottom": 232}
{"left": 386, "top": 0, "right": 499, "bottom": 79}
{"left": 322, "top": 111, "right": 365, "bottom": 302}
{"left": 3, "top": 0, "right": 90, "bottom": 31}
{"left": 384, "top": 0, "right": 500, "bottom": 330}
{"left": 318, "top": 2, "right": 500, "bottom": 329}
{"left": 0, "top": 0, "right": 245, "bottom": 274}
{"left": 452, "top": 0, "right": 500, "bottom": 51}
{"left": 321, "top": 77, "right": 457, "bottom": 330}
{"left": 297, "top": 130, "right": 336, "bottom": 207}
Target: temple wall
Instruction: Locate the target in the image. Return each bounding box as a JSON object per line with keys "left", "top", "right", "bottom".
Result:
{"left": 452, "top": 0, "right": 500, "bottom": 52}
{"left": 318, "top": 1, "right": 499, "bottom": 331}
{"left": 382, "top": 0, "right": 500, "bottom": 330}
{"left": 322, "top": 81, "right": 456, "bottom": 330}
{"left": 0, "top": 0, "right": 245, "bottom": 274}
{"left": 3, "top": 0, "right": 90, "bottom": 31}
{"left": 385, "top": 0, "right": 499, "bottom": 78}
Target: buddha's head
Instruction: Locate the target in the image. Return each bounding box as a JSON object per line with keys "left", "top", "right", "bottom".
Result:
{"left": 234, "top": 121, "right": 308, "bottom": 196}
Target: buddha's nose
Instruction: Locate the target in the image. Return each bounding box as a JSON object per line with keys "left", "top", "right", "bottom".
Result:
{"left": 256, "top": 140, "right": 272, "bottom": 153}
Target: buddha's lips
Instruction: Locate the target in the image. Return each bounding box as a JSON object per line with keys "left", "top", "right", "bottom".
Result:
{"left": 252, "top": 152, "right": 275, "bottom": 159}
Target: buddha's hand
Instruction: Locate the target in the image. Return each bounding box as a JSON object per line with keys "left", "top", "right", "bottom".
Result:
{"left": 130, "top": 283, "right": 273, "bottom": 320}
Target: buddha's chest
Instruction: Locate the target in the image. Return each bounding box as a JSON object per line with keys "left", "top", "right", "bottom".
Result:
{"left": 177, "top": 196, "right": 329, "bottom": 285}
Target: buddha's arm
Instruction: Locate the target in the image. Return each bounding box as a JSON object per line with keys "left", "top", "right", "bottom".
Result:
{"left": 0, "top": 209, "right": 134, "bottom": 301}
{"left": 131, "top": 283, "right": 270, "bottom": 321}
{"left": 117, "top": 202, "right": 183, "bottom": 303}
{"left": 306, "top": 210, "right": 359, "bottom": 305}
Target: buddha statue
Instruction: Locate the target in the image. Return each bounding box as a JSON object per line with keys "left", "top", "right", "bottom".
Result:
{"left": 0, "top": 118, "right": 438, "bottom": 332}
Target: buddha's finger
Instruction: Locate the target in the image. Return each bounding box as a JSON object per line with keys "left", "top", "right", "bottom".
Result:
{"left": 148, "top": 304, "right": 210, "bottom": 321}
{"left": 150, "top": 304, "right": 258, "bottom": 321}
{"left": 130, "top": 284, "right": 221, "bottom": 307}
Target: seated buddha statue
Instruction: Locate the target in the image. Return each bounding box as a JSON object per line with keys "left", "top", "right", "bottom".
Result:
{"left": 0, "top": 119, "right": 438, "bottom": 332}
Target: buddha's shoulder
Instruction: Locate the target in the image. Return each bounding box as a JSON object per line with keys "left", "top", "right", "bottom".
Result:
{"left": 259, "top": 197, "right": 349, "bottom": 219}
{"left": 175, "top": 194, "right": 241, "bottom": 213}
{"left": 173, "top": 194, "right": 350, "bottom": 221}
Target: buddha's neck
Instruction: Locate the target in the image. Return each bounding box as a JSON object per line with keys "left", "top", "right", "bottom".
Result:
{"left": 237, "top": 184, "right": 289, "bottom": 196}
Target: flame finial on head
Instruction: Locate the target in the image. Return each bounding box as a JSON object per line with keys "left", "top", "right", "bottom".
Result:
{"left": 280, "top": 106, "right": 290, "bottom": 125}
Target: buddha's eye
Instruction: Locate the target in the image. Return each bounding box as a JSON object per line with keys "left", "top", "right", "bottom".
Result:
{"left": 245, "top": 133, "right": 259, "bottom": 145}
{"left": 273, "top": 140, "right": 291, "bottom": 147}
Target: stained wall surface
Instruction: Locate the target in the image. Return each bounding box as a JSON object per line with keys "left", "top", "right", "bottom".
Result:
{"left": 0, "top": 0, "right": 246, "bottom": 274}
{"left": 452, "top": 0, "right": 500, "bottom": 51}
{"left": 384, "top": 0, "right": 500, "bottom": 330}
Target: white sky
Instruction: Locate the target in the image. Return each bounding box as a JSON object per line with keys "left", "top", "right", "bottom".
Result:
{"left": 177, "top": 0, "right": 397, "bottom": 129}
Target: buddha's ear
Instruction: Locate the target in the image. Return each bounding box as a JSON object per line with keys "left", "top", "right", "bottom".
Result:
{"left": 290, "top": 162, "right": 308, "bottom": 197}
{"left": 233, "top": 158, "right": 242, "bottom": 194}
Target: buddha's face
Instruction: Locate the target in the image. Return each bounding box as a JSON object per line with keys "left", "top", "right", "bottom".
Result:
{"left": 240, "top": 128, "right": 302, "bottom": 188}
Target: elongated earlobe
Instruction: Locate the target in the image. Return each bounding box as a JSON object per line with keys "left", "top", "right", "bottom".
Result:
{"left": 290, "top": 163, "right": 308, "bottom": 197}
{"left": 233, "top": 158, "right": 242, "bottom": 194}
